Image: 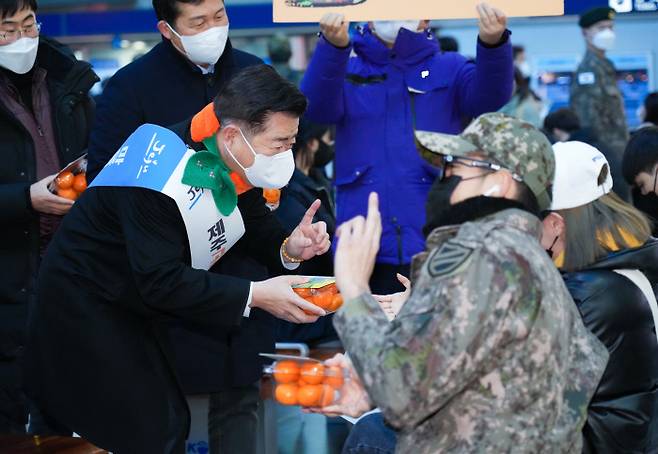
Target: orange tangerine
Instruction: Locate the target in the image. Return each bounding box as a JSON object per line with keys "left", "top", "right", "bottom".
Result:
{"left": 57, "top": 187, "right": 78, "bottom": 200}
{"left": 323, "top": 366, "right": 344, "bottom": 389}
{"left": 73, "top": 173, "right": 87, "bottom": 193}
{"left": 274, "top": 383, "right": 298, "bottom": 406}
{"left": 298, "top": 384, "right": 323, "bottom": 407}
{"left": 55, "top": 171, "right": 74, "bottom": 189}
{"left": 300, "top": 362, "right": 325, "bottom": 385}
{"left": 273, "top": 360, "right": 300, "bottom": 384}
{"left": 328, "top": 294, "right": 344, "bottom": 312}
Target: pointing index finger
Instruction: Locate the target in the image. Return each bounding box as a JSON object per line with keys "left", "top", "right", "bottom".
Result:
{"left": 301, "top": 199, "right": 321, "bottom": 226}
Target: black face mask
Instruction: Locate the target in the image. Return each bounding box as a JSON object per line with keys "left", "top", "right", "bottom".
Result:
{"left": 313, "top": 141, "right": 335, "bottom": 168}
{"left": 545, "top": 235, "right": 559, "bottom": 259}
{"left": 423, "top": 175, "right": 463, "bottom": 236}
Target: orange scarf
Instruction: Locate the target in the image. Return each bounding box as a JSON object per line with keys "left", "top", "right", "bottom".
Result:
{"left": 190, "top": 102, "right": 252, "bottom": 196}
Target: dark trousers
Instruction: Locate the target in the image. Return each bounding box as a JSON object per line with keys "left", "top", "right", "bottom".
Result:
{"left": 369, "top": 263, "right": 410, "bottom": 295}
{"left": 27, "top": 402, "right": 71, "bottom": 436}
{"left": 0, "top": 358, "right": 27, "bottom": 435}
{"left": 342, "top": 413, "right": 397, "bottom": 454}
{"left": 208, "top": 383, "right": 260, "bottom": 454}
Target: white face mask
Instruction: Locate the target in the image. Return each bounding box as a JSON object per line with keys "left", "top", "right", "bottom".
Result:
{"left": 167, "top": 23, "right": 229, "bottom": 66}
{"left": 0, "top": 36, "right": 39, "bottom": 74}
{"left": 518, "top": 61, "right": 532, "bottom": 78}
{"left": 591, "top": 29, "right": 616, "bottom": 51}
{"left": 225, "top": 128, "right": 295, "bottom": 189}
{"left": 372, "top": 20, "right": 421, "bottom": 44}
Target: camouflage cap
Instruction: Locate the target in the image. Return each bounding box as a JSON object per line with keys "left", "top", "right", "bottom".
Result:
{"left": 415, "top": 113, "right": 555, "bottom": 211}
{"left": 579, "top": 7, "right": 616, "bottom": 28}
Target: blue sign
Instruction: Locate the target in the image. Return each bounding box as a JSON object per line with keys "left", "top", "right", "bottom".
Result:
{"left": 90, "top": 124, "right": 188, "bottom": 191}
{"left": 610, "top": 0, "right": 658, "bottom": 13}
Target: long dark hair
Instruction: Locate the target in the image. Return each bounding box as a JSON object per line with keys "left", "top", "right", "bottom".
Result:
{"left": 514, "top": 67, "right": 541, "bottom": 103}
{"left": 559, "top": 167, "right": 652, "bottom": 271}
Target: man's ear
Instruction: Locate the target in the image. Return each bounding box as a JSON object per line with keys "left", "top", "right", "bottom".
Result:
{"left": 484, "top": 171, "right": 514, "bottom": 199}
{"left": 220, "top": 125, "right": 239, "bottom": 146}
{"left": 545, "top": 212, "right": 565, "bottom": 236}
{"left": 157, "top": 21, "right": 173, "bottom": 40}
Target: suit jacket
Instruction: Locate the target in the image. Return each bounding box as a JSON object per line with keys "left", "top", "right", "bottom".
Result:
{"left": 24, "top": 166, "right": 289, "bottom": 453}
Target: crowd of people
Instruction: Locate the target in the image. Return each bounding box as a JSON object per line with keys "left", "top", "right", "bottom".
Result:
{"left": 1, "top": 0, "right": 658, "bottom": 452}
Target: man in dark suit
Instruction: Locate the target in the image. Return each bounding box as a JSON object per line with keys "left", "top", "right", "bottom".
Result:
{"left": 85, "top": 1, "right": 281, "bottom": 451}
{"left": 0, "top": 0, "right": 97, "bottom": 435}
{"left": 24, "top": 65, "right": 331, "bottom": 453}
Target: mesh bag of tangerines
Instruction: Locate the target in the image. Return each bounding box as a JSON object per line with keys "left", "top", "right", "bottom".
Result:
{"left": 292, "top": 277, "right": 344, "bottom": 315}
{"left": 263, "top": 355, "right": 348, "bottom": 407}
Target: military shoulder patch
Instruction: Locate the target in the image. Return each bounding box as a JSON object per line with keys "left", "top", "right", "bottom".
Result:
{"left": 578, "top": 72, "right": 596, "bottom": 85}
{"left": 427, "top": 241, "right": 474, "bottom": 278}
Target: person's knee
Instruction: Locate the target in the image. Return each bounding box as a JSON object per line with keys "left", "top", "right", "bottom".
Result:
{"left": 342, "top": 413, "right": 397, "bottom": 454}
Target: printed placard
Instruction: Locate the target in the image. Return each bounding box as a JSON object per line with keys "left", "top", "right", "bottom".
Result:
{"left": 274, "top": 0, "right": 564, "bottom": 22}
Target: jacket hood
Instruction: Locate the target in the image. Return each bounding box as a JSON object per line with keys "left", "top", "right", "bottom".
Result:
{"left": 588, "top": 238, "right": 658, "bottom": 283}
{"left": 37, "top": 36, "right": 98, "bottom": 93}
{"left": 353, "top": 25, "right": 439, "bottom": 67}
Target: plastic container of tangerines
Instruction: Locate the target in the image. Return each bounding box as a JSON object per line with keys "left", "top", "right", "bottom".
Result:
{"left": 47, "top": 154, "right": 88, "bottom": 201}
{"left": 292, "top": 277, "right": 344, "bottom": 314}
{"left": 261, "top": 354, "right": 348, "bottom": 407}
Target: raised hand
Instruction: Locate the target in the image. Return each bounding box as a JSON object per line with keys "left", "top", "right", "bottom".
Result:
{"left": 477, "top": 2, "right": 507, "bottom": 46}
{"left": 285, "top": 199, "right": 331, "bottom": 262}
{"left": 320, "top": 13, "right": 350, "bottom": 48}
{"left": 334, "top": 192, "right": 382, "bottom": 300}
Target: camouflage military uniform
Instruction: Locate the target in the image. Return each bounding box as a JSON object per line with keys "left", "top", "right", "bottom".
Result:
{"left": 333, "top": 113, "right": 609, "bottom": 453}
{"left": 334, "top": 210, "right": 608, "bottom": 453}
{"left": 570, "top": 50, "right": 628, "bottom": 159}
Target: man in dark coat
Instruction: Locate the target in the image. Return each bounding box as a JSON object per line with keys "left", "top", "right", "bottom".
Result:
{"left": 85, "top": 1, "right": 273, "bottom": 451}
{"left": 25, "top": 65, "right": 331, "bottom": 453}
{"left": 0, "top": 0, "right": 97, "bottom": 434}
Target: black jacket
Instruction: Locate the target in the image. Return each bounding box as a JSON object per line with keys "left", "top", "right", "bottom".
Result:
{"left": 24, "top": 181, "right": 290, "bottom": 452}
{"left": 563, "top": 240, "right": 658, "bottom": 453}
{"left": 86, "top": 37, "right": 269, "bottom": 393}
{"left": 86, "top": 38, "right": 261, "bottom": 181}
{"left": 0, "top": 36, "right": 97, "bottom": 360}
{"left": 274, "top": 168, "right": 339, "bottom": 345}
{"left": 167, "top": 121, "right": 280, "bottom": 393}
{"left": 276, "top": 168, "right": 335, "bottom": 277}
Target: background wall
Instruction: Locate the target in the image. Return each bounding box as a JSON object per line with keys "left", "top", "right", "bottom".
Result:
{"left": 437, "top": 13, "right": 658, "bottom": 89}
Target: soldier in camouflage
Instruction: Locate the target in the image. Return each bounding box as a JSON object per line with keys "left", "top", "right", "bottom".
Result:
{"left": 570, "top": 7, "right": 628, "bottom": 161}
{"left": 329, "top": 113, "right": 609, "bottom": 453}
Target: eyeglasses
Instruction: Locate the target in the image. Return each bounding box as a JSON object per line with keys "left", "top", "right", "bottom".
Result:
{"left": 0, "top": 22, "right": 41, "bottom": 44}
{"left": 437, "top": 155, "right": 524, "bottom": 182}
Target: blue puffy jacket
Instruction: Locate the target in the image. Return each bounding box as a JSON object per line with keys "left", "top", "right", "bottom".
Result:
{"left": 301, "top": 25, "right": 514, "bottom": 264}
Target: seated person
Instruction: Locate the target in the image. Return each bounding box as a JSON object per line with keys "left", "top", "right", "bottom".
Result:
{"left": 622, "top": 127, "right": 658, "bottom": 235}
{"left": 309, "top": 113, "right": 608, "bottom": 453}
{"left": 541, "top": 141, "right": 658, "bottom": 452}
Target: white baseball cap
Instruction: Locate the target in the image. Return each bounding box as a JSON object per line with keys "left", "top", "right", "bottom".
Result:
{"left": 550, "top": 141, "right": 613, "bottom": 210}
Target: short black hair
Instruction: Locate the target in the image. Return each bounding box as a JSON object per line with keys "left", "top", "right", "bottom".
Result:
{"left": 644, "top": 92, "right": 658, "bottom": 125}
{"left": 293, "top": 118, "right": 329, "bottom": 155}
{"left": 512, "top": 45, "right": 525, "bottom": 59}
{"left": 214, "top": 64, "right": 308, "bottom": 135}
{"left": 622, "top": 127, "right": 658, "bottom": 184}
{"left": 543, "top": 108, "right": 581, "bottom": 134}
{"left": 0, "top": 0, "right": 36, "bottom": 19}
{"left": 438, "top": 36, "right": 459, "bottom": 52}
{"left": 152, "top": 0, "right": 217, "bottom": 24}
